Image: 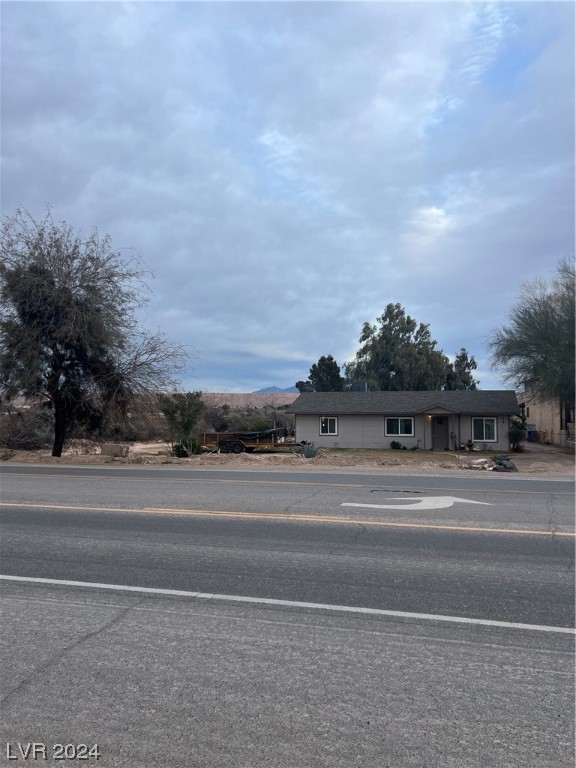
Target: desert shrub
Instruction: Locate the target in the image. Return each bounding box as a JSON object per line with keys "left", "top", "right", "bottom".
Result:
{"left": 0, "top": 402, "right": 53, "bottom": 450}
{"left": 300, "top": 442, "right": 321, "bottom": 458}
{"left": 172, "top": 436, "right": 203, "bottom": 458}
{"left": 94, "top": 393, "right": 170, "bottom": 443}
{"left": 201, "top": 402, "right": 291, "bottom": 434}
{"left": 108, "top": 412, "right": 169, "bottom": 442}
{"left": 158, "top": 392, "right": 204, "bottom": 453}
{"left": 247, "top": 417, "right": 273, "bottom": 432}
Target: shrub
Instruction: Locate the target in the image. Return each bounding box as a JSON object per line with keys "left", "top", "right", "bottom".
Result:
{"left": 508, "top": 417, "right": 527, "bottom": 453}
{"left": 158, "top": 392, "right": 205, "bottom": 456}
{"left": 0, "top": 403, "right": 53, "bottom": 450}
{"left": 300, "top": 442, "right": 321, "bottom": 458}
{"left": 106, "top": 410, "right": 169, "bottom": 443}
{"left": 172, "top": 436, "right": 203, "bottom": 458}
{"left": 390, "top": 440, "right": 402, "bottom": 450}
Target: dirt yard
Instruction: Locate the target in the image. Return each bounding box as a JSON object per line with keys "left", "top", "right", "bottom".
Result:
{"left": 1, "top": 440, "right": 573, "bottom": 478}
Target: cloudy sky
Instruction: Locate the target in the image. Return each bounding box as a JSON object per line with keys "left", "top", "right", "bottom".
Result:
{"left": 2, "top": 1, "right": 574, "bottom": 393}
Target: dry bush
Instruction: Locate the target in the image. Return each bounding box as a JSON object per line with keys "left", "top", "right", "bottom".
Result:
{"left": 201, "top": 403, "right": 291, "bottom": 434}
{"left": 103, "top": 395, "right": 171, "bottom": 442}
{"left": 0, "top": 403, "right": 52, "bottom": 450}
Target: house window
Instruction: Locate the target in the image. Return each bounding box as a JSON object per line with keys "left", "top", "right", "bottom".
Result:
{"left": 472, "top": 417, "right": 496, "bottom": 442}
{"left": 320, "top": 417, "right": 337, "bottom": 435}
{"left": 385, "top": 417, "right": 414, "bottom": 436}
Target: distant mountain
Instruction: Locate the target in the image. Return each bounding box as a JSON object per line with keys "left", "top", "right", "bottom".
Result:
{"left": 252, "top": 386, "right": 299, "bottom": 394}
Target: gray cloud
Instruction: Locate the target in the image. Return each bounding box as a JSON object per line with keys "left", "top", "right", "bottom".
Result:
{"left": 2, "top": 2, "right": 573, "bottom": 392}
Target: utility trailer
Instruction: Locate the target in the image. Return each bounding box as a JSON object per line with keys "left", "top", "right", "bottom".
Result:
{"left": 201, "top": 428, "right": 301, "bottom": 454}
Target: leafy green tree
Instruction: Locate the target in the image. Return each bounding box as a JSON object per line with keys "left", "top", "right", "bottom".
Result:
{"left": 0, "top": 208, "right": 187, "bottom": 456}
{"left": 295, "top": 379, "right": 314, "bottom": 393}
{"left": 344, "top": 303, "right": 449, "bottom": 391}
{"left": 158, "top": 392, "right": 204, "bottom": 455}
{"left": 489, "top": 259, "right": 575, "bottom": 404}
{"left": 444, "top": 348, "right": 479, "bottom": 390}
{"left": 296, "top": 355, "right": 345, "bottom": 393}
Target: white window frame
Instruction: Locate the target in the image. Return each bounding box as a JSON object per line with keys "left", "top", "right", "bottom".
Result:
{"left": 385, "top": 417, "right": 414, "bottom": 437}
{"left": 472, "top": 417, "right": 497, "bottom": 442}
{"left": 320, "top": 416, "right": 338, "bottom": 435}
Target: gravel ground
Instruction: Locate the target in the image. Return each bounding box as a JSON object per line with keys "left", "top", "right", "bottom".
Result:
{"left": 1, "top": 441, "right": 574, "bottom": 479}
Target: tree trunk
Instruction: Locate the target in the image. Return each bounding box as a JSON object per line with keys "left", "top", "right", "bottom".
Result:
{"left": 51, "top": 399, "right": 68, "bottom": 457}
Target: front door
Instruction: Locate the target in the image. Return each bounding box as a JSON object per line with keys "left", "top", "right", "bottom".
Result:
{"left": 432, "top": 416, "right": 450, "bottom": 450}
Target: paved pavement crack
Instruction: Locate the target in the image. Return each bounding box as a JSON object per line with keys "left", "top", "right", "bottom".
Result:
{"left": 370, "top": 488, "right": 423, "bottom": 494}
{"left": 327, "top": 523, "right": 367, "bottom": 555}
{"left": 280, "top": 487, "right": 324, "bottom": 515}
{"left": 0, "top": 602, "right": 136, "bottom": 706}
{"left": 350, "top": 523, "right": 367, "bottom": 546}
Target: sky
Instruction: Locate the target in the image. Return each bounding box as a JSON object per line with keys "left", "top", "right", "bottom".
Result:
{"left": 1, "top": 1, "right": 574, "bottom": 393}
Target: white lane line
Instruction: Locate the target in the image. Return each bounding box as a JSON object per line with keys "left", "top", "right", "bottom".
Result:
{"left": 1, "top": 575, "right": 573, "bottom": 635}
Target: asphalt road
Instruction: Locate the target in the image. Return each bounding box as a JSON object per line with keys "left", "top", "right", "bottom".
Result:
{"left": 0, "top": 465, "right": 574, "bottom": 767}
{"left": 1, "top": 463, "right": 574, "bottom": 531}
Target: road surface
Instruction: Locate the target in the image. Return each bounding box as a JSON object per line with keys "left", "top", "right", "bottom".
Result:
{"left": 1, "top": 464, "right": 574, "bottom": 767}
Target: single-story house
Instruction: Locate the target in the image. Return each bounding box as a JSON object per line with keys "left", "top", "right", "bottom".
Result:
{"left": 286, "top": 391, "right": 520, "bottom": 451}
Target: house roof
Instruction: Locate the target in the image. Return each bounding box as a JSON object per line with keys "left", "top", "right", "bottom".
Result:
{"left": 286, "top": 390, "right": 520, "bottom": 416}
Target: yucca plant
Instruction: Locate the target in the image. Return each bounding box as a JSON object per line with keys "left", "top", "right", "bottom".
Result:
{"left": 173, "top": 436, "right": 203, "bottom": 457}
{"left": 300, "top": 442, "right": 321, "bottom": 458}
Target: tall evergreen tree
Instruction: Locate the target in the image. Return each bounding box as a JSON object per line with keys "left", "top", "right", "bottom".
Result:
{"left": 444, "top": 348, "right": 479, "bottom": 390}
{"left": 344, "top": 303, "right": 449, "bottom": 391}
{"left": 296, "top": 355, "right": 345, "bottom": 393}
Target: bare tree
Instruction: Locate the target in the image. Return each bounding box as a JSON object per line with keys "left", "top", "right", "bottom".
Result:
{"left": 0, "top": 207, "right": 189, "bottom": 456}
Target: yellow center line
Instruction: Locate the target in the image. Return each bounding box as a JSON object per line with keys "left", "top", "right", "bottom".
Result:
{"left": 2, "top": 501, "right": 575, "bottom": 537}
{"left": 0, "top": 470, "right": 573, "bottom": 495}
{"left": 0, "top": 471, "right": 363, "bottom": 489}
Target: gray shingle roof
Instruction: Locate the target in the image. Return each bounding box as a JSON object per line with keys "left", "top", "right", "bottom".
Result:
{"left": 286, "top": 390, "right": 520, "bottom": 415}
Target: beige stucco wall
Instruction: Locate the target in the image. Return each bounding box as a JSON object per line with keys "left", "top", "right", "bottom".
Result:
{"left": 522, "top": 383, "right": 575, "bottom": 447}
{"left": 295, "top": 413, "right": 512, "bottom": 451}
{"left": 295, "top": 414, "right": 423, "bottom": 449}
{"left": 524, "top": 396, "right": 563, "bottom": 445}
